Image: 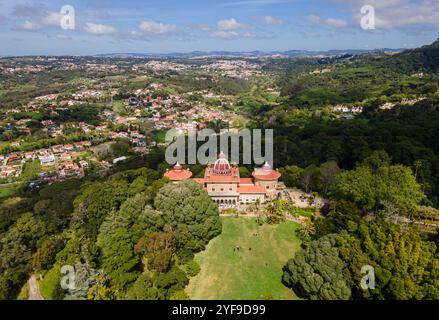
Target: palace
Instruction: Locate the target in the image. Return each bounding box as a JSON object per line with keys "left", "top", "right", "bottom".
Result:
{"left": 164, "top": 151, "right": 281, "bottom": 207}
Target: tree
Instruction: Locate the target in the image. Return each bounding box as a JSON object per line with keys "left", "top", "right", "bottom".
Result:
{"left": 110, "top": 139, "right": 132, "bottom": 158}
{"left": 0, "top": 276, "right": 11, "bottom": 300}
{"left": 125, "top": 274, "right": 163, "bottom": 300}
{"left": 87, "top": 273, "right": 116, "bottom": 300}
{"left": 279, "top": 165, "right": 304, "bottom": 188}
{"left": 170, "top": 290, "right": 190, "bottom": 300}
{"left": 296, "top": 217, "right": 316, "bottom": 246}
{"left": 318, "top": 160, "right": 340, "bottom": 195}
{"left": 154, "top": 180, "right": 221, "bottom": 252}
{"left": 184, "top": 260, "right": 200, "bottom": 277}
{"left": 239, "top": 167, "right": 251, "bottom": 178}
{"left": 153, "top": 266, "right": 189, "bottom": 299}
{"left": 73, "top": 178, "right": 130, "bottom": 238}
{"left": 330, "top": 153, "right": 425, "bottom": 213}
{"left": 356, "top": 221, "right": 439, "bottom": 300}
{"left": 134, "top": 231, "right": 176, "bottom": 273}
{"left": 282, "top": 234, "right": 352, "bottom": 300}
{"left": 96, "top": 192, "right": 153, "bottom": 248}
{"left": 31, "top": 238, "right": 63, "bottom": 272}
{"left": 101, "top": 229, "right": 139, "bottom": 291}
{"left": 300, "top": 165, "right": 318, "bottom": 193}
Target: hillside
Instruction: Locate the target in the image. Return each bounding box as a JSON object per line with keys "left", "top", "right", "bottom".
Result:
{"left": 279, "top": 39, "right": 439, "bottom": 107}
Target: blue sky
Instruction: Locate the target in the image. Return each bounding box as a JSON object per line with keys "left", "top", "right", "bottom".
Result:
{"left": 0, "top": 0, "right": 438, "bottom": 55}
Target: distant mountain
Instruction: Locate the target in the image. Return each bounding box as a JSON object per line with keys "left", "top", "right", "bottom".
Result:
{"left": 94, "top": 48, "right": 405, "bottom": 59}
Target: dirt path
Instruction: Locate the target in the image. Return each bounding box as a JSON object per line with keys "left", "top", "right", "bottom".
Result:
{"left": 28, "top": 275, "right": 44, "bottom": 300}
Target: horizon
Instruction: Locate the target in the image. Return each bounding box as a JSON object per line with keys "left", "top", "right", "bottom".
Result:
{"left": 0, "top": 46, "right": 412, "bottom": 58}
{"left": 0, "top": 0, "right": 438, "bottom": 56}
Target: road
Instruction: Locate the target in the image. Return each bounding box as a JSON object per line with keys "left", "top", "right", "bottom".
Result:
{"left": 28, "top": 275, "right": 44, "bottom": 300}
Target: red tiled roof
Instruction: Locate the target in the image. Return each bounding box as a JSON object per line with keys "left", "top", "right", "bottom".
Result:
{"left": 252, "top": 170, "right": 281, "bottom": 180}
{"left": 164, "top": 169, "right": 192, "bottom": 181}
{"left": 193, "top": 178, "right": 205, "bottom": 184}
{"left": 237, "top": 186, "right": 266, "bottom": 194}
{"left": 239, "top": 178, "right": 254, "bottom": 185}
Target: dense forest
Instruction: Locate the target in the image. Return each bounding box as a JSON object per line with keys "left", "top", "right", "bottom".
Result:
{"left": 0, "top": 158, "right": 221, "bottom": 299}
{"left": 274, "top": 40, "right": 439, "bottom": 300}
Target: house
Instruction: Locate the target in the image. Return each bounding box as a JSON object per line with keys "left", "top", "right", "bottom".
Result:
{"left": 52, "top": 145, "right": 65, "bottom": 153}
{"left": 164, "top": 152, "right": 281, "bottom": 208}
{"left": 59, "top": 153, "right": 72, "bottom": 161}
{"left": 39, "top": 154, "right": 56, "bottom": 166}
{"left": 25, "top": 152, "right": 36, "bottom": 160}
{"left": 63, "top": 144, "right": 74, "bottom": 151}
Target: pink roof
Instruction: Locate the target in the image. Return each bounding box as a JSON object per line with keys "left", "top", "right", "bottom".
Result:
{"left": 164, "top": 167, "right": 193, "bottom": 181}
{"left": 239, "top": 178, "right": 254, "bottom": 185}
{"left": 252, "top": 170, "right": 281, "bottom": 180}
{"left": 237, "top": 186, "right": 266, "bottom": 194}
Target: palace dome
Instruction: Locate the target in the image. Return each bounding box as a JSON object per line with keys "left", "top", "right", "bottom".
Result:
{"left": 252, "top": 161, "right": 281, "bottom": 181}
{"left": 164, "top": 162, "right": 192, "bottom": 181}
{"left": 213, "top": 151, "right": 231, "bottom": 175}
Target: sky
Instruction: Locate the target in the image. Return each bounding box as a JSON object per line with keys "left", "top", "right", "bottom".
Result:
{"left": 0, "top": 0, "right": 438, "bottom": 55}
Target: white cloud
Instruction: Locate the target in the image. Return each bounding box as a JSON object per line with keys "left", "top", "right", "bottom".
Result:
{"left": 305, "top": 14, "right": 348, "bottom": 28}
{"left": 18, "top": 20, "right": 41, "bottom": 31}
{"left": 324, "top": 18, "right": 348, "bottom": 28}
{"left": 213, "top": 30, "right": 239, "bottom": 39}
{"left": 217, "top": 18, "right": 247, "bottom": 30}
{"left": 256, "top": 15, "right": 284, "bottom": 25}
{"left": 138, "top": 21, "right": 177, "bottom": 35}
{"left": 84, "top": 22, "right": 117, "bottom": 35}
{"left": 41, "top": 11, "right": 62, "bottom": 27}
{"left": 336, "top": 0, "right": 439, "bottom": 30}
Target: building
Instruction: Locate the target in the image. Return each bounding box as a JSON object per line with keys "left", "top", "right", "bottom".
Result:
{"left": 164, "top": 152, "right": 281, "bottom": 207}
{"left": 39, "top": 154, "right": 56, "bottom": 166}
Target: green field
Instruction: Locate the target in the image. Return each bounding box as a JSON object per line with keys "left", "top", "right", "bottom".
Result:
{"left": 186, "top": 217, "right": 301, "bottom": 300}
{"left": 0, "top": 183, "right": 23, "bottom": 198}
{"left": 113, "top": 100, "right": 125, "bottom": 112}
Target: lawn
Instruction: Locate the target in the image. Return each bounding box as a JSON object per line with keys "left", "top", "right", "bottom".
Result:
{"left": 185, "top": 217, "right": 301, "bottom": 300}
{"left": 113, "top": 100, "right": 125, "bottom": 113}
{"left": 0, "top": 182, "right": 23, "bottom": 198}
{"left": 21, "top": 160, "right": 41, "bottom": 181}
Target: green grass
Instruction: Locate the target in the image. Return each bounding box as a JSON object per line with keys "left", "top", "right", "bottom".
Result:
{"left": 39, "top": 265, "right": 62, "bottom": 300}
{"left": 185, "top": 217, "right": 301, "bottom": 300}
{"left": 21, "top": 160, "right": 41, "bottom": 181}
{"left": 113, "top": 100, "right": 125, "bottom": 113}
{"left": 290, "top": 207, "right": 315, "bottom": 218}
{"left": 0, "top": 183, "right": 23, "bottom": 198}
{"left": 17, "top": 282, "right": 29, "bottom": 300}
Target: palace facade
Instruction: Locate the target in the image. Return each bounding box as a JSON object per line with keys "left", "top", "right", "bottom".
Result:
{"left": 164, "top": 152, "right": 281, "bottom": 207}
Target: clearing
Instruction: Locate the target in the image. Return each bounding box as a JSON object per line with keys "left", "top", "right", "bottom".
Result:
{"left": 186, "top": 217, "right": 301, "bottom": 300}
